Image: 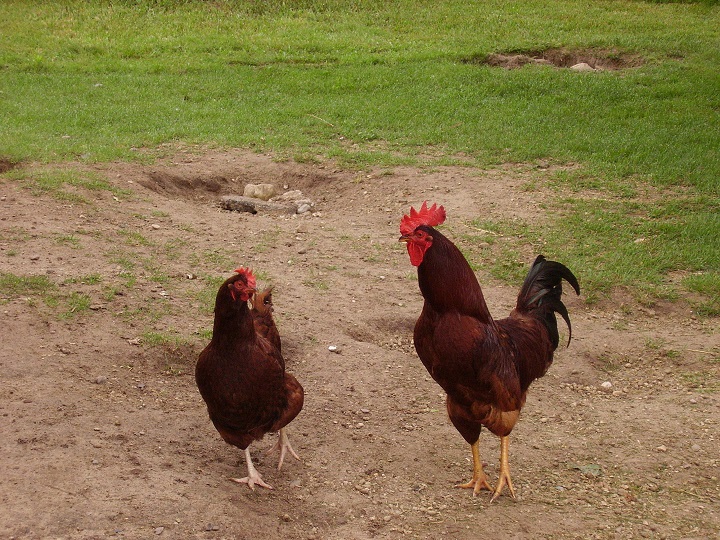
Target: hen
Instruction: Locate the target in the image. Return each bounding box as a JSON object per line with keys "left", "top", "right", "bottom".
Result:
{"left": 251, "top": 286, "right": 281, "bottom": 354}
{"left": 196, "top": 268, "right": 304, "bottom": 490}
{"left": 399, "top": 202, "right": 580, "bottom": 501}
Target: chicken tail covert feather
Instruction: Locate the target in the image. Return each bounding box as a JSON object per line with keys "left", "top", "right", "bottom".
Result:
{"left": 515, "top": 255, "right": 581, "bottom": 348}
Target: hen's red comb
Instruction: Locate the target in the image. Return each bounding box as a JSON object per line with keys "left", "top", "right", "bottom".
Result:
{"left": 233, "top": 267, "right": 257, "bottom": 290}
{"left": 400, "top": 201, "right": 446, "bottom": 236}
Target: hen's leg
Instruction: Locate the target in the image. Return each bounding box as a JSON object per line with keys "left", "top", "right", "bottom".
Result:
{"left": 230, "top": 448, "right": 273, "bottom": 490}
{"left": 490, "top": 436, "right": 516, "bottom": 502}
{"left": 266, "top": 428, "right": 300, "bottom": 470}
{"left": 455, "top": 440, "right": 493, "bottom": 495}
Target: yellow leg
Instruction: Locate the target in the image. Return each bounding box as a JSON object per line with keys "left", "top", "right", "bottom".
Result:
{"left": 455, "top": 440, "right": 493, "bottom": 496}
{"left": 490, "top": 435, "right": 516, "bottom": 502}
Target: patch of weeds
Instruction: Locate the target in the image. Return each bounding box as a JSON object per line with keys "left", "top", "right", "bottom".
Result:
{"left": 63, "top": 274, "right": 102, "bottom": 285}
{"left": 101, "top": 285, "right": 122, "bottom": 301}
{"left": 0, "top": 226, "right": 30, "bottom": 243}
{"left": 5, "top": 250, "right": 18, "bottom": 257}
{"left": 683, "top": 272, "right": 720, "bottom": 317}
{"left": 118, "top": 229, "right": 152, "bottom": 247}
{"left": 106, "top": 250, "right": 136, "bottom": 271}
{"left": 595, "top": 352, "right": 626, "bottom": 373}
{"left": 195, "top": 328, "right": 213, "bottom": 341}
{"left": 253, "top": 227, "right": 282, "bottom": 254}
{"left": 679, "top": 371, "right": 719, "bottom": 393}
{"left": 163, "top": 365, "right": 185, "bottom": 376}
{"left": 151, "top": 210, "right": 170, "bottom": 218}
{"left": 58, "top": 292, "right": 91, "bottom": 319}
{"left": 141, "top": 331, "right": 185, "bottom": 347}
{"left": 163, "top": 238, "right": 188, "bottom": 261}
{"left": 610, "top": 319, "right": 629, "bottom": 331}
{"left": 54, "top": 234, "right": 81, "bottom": 248}
{"left": 118, "top": 303, "right": 170, "bottom": 324}
{"left": 119, "top": 271, "right": 137, "bottom": 288}
{"left": 142, "top": 258, "right": 171, "bottom": 284}
{"left": 201, "top": 248, "right": 234, "bottom": 268}
{"left": 302, "top": 270, "right": 330, "bottom": 291}
{"left": 0, "top": 273, "right": 56, "bottom": 300}
{"left": 149, "top": 270, "right": 171, "bottom": 284}
{"left": 195, "top": 275, "right": 226, "bottom": 314}
{"left": 5, "top": 168, "right": 129, "bottom": 202}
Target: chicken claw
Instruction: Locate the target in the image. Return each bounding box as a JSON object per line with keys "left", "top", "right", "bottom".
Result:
{"left": 489, "top": 436, "right": 516, "bottom": 502}
{"left": 265, "top": 428, "right": 300, "bottom": 470}
{"left": 230, "top": 448, "right": 273, "bottom": 490}
{"left": 455, "top": 440, "right": 493, "bottom": 495}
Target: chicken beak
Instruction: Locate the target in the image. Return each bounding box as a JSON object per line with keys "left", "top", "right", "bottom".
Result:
{"left": 398, "top": 235, "right": 410, "bottom": 243}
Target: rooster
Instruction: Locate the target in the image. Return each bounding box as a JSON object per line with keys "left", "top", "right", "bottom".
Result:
{"left": 399, "top": 202, "right": 580, "bottom": 501}
{"left": 196, "top": 268, "right": 304, "bottom": 490}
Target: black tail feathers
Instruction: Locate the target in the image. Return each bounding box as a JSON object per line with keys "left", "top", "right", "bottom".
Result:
{"left": 516, "top": 255, "right": 580, "bottom": 349}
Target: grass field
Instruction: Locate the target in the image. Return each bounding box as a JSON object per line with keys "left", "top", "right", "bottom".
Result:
{"left": 1, "top": 0, "right": 718, "bottom": 311}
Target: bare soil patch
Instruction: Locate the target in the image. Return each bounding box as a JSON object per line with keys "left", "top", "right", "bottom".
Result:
{"left": 471, "top": 48, "right": 645, "bottom": 70}
{"left": 1, "top": 149, "right": 718, "bottom": 539}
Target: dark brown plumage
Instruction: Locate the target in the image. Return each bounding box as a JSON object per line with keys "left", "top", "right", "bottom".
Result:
{"left": 251, "top": 286, "right": 281, "bottom": 354}
{"left": 400, "top": 203, "right": 580, "bottom": 501}
{"left": 195, "top": 268, "right": 303, "bottom": 490}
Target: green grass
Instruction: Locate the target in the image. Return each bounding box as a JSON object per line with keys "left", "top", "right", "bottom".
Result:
{"left": 0, "top": 0, "right": 718, "bottom": 307}
{"left": 0, "top": 273, "right": 56, "bottom": 299}
{"left": 2, "top": 167, "right": 130, "bottom": 201}
{"left": 1, "top": 272, "right": 95, "bottom": 318}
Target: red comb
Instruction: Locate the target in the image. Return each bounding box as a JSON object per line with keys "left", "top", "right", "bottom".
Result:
{"left": 234, "top": 267, "right": 257, "bottom": 290}
{"left": 400, "top": 201, "right": 446, "bottom": 236}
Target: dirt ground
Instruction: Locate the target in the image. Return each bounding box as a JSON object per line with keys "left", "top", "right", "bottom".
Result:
{"left": 1, "top": 149, "right": 718, "bottom": 540}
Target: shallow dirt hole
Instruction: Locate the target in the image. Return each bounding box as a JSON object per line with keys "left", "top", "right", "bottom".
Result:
{"left": 467, "top": 48, "right": 645, "bottom": 70}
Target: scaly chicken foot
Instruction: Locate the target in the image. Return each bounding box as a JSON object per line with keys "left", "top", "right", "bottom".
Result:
{"left": 489, "top": 436, "right": 516, "bottom": 502}
{"left": 265, "top": 428, "right": 300, "bottom": 470}
{"left": 230, "top": 448, "right": 273, "bottom": 490}
{"left": 455, "top": 440, "right": 493, "bottom": 495}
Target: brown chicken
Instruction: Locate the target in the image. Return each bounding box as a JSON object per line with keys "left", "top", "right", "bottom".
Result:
{"left": 251, "top": 286, "right": 281, "bottom": 354}
{"left": 399, "top": 202, "right": 580, "bottom": 501}
{"left": 196, "top": 268, "right": 304, "bottom": 490}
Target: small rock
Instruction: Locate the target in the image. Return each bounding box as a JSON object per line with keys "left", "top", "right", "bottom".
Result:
{"left": 272, "top": 189, "right": 304, "bottom": 202}
{"left": 151, "top": 224, "right": 160, "bottom": 230}
{"left": 204, "top": 523, "right": 220, "bottom": 531}
{"left": 220, "top": 195, "right": 296, "bottom": 215}
{"left": 94, "top": 376, "right": 108, "bottom": 384}
{"left": 281, "top": 514, "right": 292, "bottom": 522}
{"left": 297, "top": 203, "right": 312, "bottom": 214}
{"left": 570, "top": 62, "right": 595, "bottom": 72}
{"left": 30, "top": 255, "right": 40, "bottom": 261}
{"left": 243, "top": 183, "right": 277, "bottom": 201}
{"left": 600, "top": 381, "right": 613, "bottom": 391}
{"left": 154, "top": 527, "right": 164, "bottom": 535}
{"left": 127, "top": 338, "right": 141, "bottom": 346}
{"left": 328, "top": 345, "right": 341, "bottom": 354}
{"left": 656, "top": 445, "right": 667, "bottom": 453}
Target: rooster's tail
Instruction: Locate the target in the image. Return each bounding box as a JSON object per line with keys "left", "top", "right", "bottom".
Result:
{"left": 515, "top": 255, "right": 580, "bottom": 348}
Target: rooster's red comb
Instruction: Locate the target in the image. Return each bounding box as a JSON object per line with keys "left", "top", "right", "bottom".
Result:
{"left": 400, "top": 201, "right": 446, "bottom": 236}
{"left": 233, "top": 267, "right": 257, "bottom": 289}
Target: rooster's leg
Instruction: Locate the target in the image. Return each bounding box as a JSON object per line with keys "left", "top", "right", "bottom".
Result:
{"left": 490, "top": 436, "right": 516, "bottom": 502}
{"left": 230, "top": 448, "right": 273, "bottom": 490}
{"left": 265, "top": 428, "right": 300, "bottom": 470}
{"left": 455, "top": 440, "right": 493, "bottom": 495}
